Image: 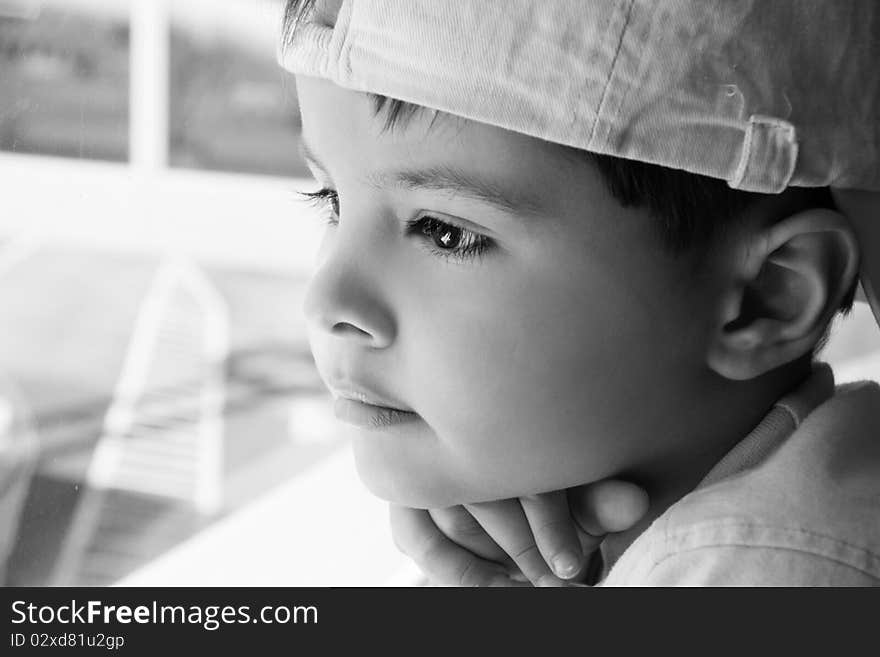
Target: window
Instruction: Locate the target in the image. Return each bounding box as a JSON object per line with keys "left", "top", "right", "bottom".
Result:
{"left": 0, "top": 0, "right": 129, "bottom": 161}
{"left": 0, "top": 0, "right": 413, "bottom": 587}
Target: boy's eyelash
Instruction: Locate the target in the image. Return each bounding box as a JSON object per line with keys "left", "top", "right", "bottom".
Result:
{"left": 296, "top": 187, "right": 493, "bottom": 263}
{"left": 297, "top": 188, "right": 339, "bottom": 221}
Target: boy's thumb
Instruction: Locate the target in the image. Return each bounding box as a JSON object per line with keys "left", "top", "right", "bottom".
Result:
{"left": 569, "top": 479, "right": 649, "bottom": 537}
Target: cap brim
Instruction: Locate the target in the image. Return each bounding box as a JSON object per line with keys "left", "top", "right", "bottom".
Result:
{"left": 831, "top": 189, "right": 880, "bottom": 328}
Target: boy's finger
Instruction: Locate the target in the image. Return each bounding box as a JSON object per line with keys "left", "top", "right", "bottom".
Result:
{"left": 389, "top": 504, "right": 525, "bottom": 586}
{"left": 463, "top": 499, "right": 568, "bottom": 587}
{"left": 519, "top": 490, "right": 584, "bottom": 579}
{"left": 428, "top": 505, "right": 514, "bottom": 566}
{"left": 569, "top": 480, "right": 650, "bottom": 537}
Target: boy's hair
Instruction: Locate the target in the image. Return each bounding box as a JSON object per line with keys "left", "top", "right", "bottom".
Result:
{"left": 283, "top": 0, "right": 857, "bottom": 321}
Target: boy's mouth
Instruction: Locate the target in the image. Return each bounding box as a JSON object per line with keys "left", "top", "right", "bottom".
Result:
{"left": 332, "top": 396, "right": 420, "bottom": 430}
{"left": 327, "top": 382, "right": 419, "bottom": 430}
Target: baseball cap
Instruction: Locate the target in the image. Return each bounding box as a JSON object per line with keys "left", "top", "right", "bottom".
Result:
{"left": 278, "top": 0, "right": 880, "bottom": 325}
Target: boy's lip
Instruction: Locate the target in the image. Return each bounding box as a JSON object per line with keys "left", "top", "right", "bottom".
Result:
{"left": 326, "top": 379, "right": 420, "bottom": 430}
{"left": 332, "top": 397, "right": 420, "bottom": 430}
{"left": 326, "top": 378, "right": 414, "bottom": 414}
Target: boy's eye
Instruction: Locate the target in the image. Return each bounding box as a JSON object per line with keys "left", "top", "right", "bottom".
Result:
{"left": 407, "top": 216, "right": 491, "bottom": 263}
{"left": 425, "top": 221, "right": 462, "bottom": 250}
{"left": 298, "top": 187, "right": 339, "bottom": 223}
{"left": 296, "top": 187, "right": 493, "bottom": 263}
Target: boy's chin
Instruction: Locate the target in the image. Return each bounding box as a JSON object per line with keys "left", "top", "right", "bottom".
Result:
{"left": 354, "top": 460, "right": 455, "bottom": 509}
{"left": 351, "top": 441, "right": 466, "bottom": 509}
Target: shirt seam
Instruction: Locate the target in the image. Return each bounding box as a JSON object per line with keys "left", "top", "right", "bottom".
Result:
{"left": 651, "top": 521, "right": 880, "bottom": 580}
{"left": 665, "top": 520, "right": 880, "bottom": 558}
{"left": 647, "top": 542, "right": 880, "bottom": 583}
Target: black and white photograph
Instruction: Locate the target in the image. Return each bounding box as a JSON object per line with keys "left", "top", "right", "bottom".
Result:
{"left": 0, "top": 0, "right": 877, "bottom": 632}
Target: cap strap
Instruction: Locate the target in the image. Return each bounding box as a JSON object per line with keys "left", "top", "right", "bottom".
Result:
{"left": 729, "top": 115, "right": 799, "bottom": 194}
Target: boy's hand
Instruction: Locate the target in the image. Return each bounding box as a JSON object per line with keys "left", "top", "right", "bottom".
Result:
{"left": 389, "top": 480, "right": 649, "bottom": 586}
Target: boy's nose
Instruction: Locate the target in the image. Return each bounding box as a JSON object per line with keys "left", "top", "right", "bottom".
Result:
{"left": 302, "top": 257, "right": 396, "bottom": 350}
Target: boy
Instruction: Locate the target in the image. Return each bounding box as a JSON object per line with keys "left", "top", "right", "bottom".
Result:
{"left": 279, "top": 0, "right": 880, "bottom": 585}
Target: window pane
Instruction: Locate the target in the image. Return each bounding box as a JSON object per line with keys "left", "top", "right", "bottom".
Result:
{"left": 168, "top": 1, "right": 307, "bottom": 177}
{"left": 0, "top": 0, "right": 129, "bottom": 162}
{"left": 0, "top": 0, "right": 397, "bottom": 588}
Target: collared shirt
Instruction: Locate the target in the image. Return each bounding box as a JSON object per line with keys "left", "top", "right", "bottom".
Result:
{"left": 600, "top": 365, "right": 880, "bottom": 586}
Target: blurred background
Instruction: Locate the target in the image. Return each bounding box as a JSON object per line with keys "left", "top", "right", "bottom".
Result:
{"left": 0, "top": 0, "right": 878, "bottom": 587}
{"left": 0, "top": 0, "right": 417, "bottom": 587}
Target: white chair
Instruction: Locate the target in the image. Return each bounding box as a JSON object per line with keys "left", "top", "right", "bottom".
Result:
{"left": 52, "top": 257, "right": 229, "bottom": 586}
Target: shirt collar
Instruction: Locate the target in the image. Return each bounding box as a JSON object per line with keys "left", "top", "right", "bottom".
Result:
{"left": 595, "top": 363, "right": 836, "bottom": 582}
{"left": 697, "top": 363, "right": 835, "bottom": 489}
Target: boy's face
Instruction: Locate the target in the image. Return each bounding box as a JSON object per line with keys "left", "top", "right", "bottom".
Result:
{"left": 298, "top": 77, "right": 722, "bottom": 508}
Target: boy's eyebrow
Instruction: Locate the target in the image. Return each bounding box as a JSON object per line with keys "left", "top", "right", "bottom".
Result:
{"left": 372, "top": 166, "right": 548, "bottom": 218}
{"left": 299, "top": 139, "right": 549, "bottom": 218}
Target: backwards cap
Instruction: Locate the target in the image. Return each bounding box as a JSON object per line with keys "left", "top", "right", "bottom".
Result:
{"left": 279, "top": 0, "right": 880, "bottom": 326}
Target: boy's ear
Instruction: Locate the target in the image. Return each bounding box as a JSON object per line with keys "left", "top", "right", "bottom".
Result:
{"left": 707, "top": 208, "right": 859, "bottom": 380}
